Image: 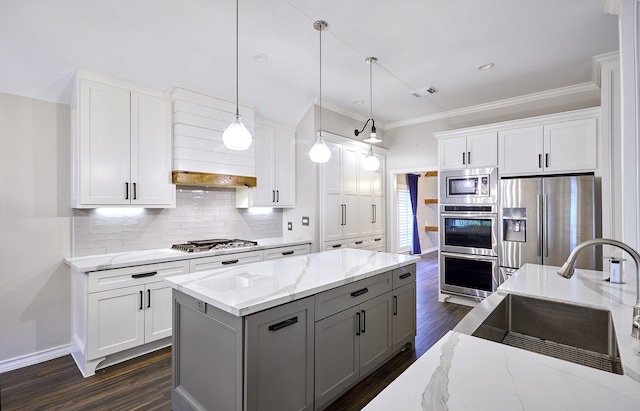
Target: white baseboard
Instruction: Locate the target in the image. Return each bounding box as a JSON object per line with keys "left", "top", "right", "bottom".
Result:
{"left": 0, "top": 344, "right": 71, "bottom": 374}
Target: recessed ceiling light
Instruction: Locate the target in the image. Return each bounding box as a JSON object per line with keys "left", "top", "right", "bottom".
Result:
{"left": 476, "top": 62, "right": 495, "bottom": 71}
{"left": 253, "top": 53, "right": 268, "bottom": 62}
{"left": 352, "top": 99, "right": 365, "bottom": 105}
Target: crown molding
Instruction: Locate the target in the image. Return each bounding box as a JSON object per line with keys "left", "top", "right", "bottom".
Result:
{"left": 593, "top": 52, "right": 620, "bottom": 87}
{"left": 313, "top": 97, "right": 371, "bottom": 124}
{"left": 386, "top": 82, "right": 599, "bottom": 129}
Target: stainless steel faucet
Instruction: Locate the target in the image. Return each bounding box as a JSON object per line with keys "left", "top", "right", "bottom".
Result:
{"left": 557, "top": 238, "right": 640, "bottom": 339}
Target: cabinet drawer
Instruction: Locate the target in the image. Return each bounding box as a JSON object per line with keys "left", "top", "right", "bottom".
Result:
{"left": 315, "top": 271, "right": 392, "bottom": 321}
{"left": 189, "top": 250, "right": 264, "bottom": 273}
{"left": 88, "top": 260, "right": 189, "bottom": 293}
{"left": 263, "top": 244, "right": 310, "bottom": 260}
{"left": 392, "top": 264, "right": 416, "bottom": 289}
{"left": 348, "top": 238, "right": 369, "bottom": 249}
{"left": 323, "top": 240, "right": 348, "bottom": 251}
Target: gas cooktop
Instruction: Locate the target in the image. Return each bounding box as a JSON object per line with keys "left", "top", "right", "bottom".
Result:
{"left": 171, "top": 239, "right": 258, "bottom": 253}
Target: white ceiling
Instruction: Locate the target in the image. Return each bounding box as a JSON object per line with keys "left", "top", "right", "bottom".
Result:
{"left": 0, "top": 0, "right": 619, "bottom": 128}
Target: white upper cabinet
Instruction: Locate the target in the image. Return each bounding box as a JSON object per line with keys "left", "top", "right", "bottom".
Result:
{"left": 499, "top": 117, "right": 597, "bottom": 176}
{"left": 438, "top": 132, "right": 497, "bottom": 170}
{"left": 236, "top": 121, "right": 295, "bottom": 208}
{"left": 72, "top": 74, "right": 175, "bottom": 208}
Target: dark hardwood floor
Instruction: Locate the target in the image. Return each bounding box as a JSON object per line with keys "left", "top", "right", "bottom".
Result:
{"left": 0, "top": 252, "right": 471, "bottom": 411}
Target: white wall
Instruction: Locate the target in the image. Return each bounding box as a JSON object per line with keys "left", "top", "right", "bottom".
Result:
{"left": 0, "top": 93, "right": 72, "bottom": 366}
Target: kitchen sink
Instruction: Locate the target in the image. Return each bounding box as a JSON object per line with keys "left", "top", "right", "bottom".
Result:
{"left": 457, "top": 293, "right": 623, "bottom": 375}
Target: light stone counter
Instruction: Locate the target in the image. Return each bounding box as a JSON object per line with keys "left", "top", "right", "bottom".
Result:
{"left": 64, "top": 237, "right": 311, "bottom": 272}
{"left": 164, "top": 248, "right": 420, "bottom": 316}
{"left": 362, "top": 264, "right": 640, "bottom": 411}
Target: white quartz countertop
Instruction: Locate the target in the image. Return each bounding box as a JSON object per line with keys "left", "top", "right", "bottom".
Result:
{"left": 363, "top": 263, "right": 640, "bottom": 411}
{"left": 64, "top": 237, "right": 312, "bottom": 272}
{"left": 164, "top": 248, "right": 420, "bottom": 316}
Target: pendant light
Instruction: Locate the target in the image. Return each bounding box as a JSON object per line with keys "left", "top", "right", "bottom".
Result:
{"left": 222, "top": 0, "right": 252, "bottom": 151}
{"left": 354, "top": 57, "right": 382, "bottom": 144}
{"left": 309, "top": 20, "right": 331, "bottom": 163}
{"left": 362, "top": 145, "right": 380, "bottom": 171}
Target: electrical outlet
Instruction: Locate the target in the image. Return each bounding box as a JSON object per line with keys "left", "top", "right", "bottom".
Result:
{"left": 287, "top": 222, "right": 293, "bottom": 231}
{"left": 195, "top": 299, "right": 206, "bottom": 313}
{"left": 302, "top": 216, "right": 309, "bottom": 226}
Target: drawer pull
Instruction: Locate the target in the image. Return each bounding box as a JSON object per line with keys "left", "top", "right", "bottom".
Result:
{"left": 350, "top": 287, "right": 369, "bottom": 298}
{"left": 399, "top": 272, "right": 412, "bottom": 280}
{"left": 374, "top": 238, "right": 382, "bottom": 242}
{"left": 332, "top": 244, "right": 342, "bottom": 248}
{"left": 281, "top": 251, "right": 294, "bottom": 255}
{"left": 131, "top": 271, "right": 157, "bottom": 279}
{"left": 221, "top": 260, "right": 239, "bottom": 265}
{"left": 268, "top": 316, "right": 298, "bottom": 331}
{"left": 354, "top": 241, "right": 363, "bottom": 245}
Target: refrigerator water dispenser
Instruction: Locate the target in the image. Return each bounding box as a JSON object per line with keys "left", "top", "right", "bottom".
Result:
{"left": 502, "top": 208, "right": 526, "bottom": 242}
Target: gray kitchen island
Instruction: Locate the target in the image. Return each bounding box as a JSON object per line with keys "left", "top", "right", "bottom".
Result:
{"left": 164, "top": 248, "right": 420, "bottom": 411}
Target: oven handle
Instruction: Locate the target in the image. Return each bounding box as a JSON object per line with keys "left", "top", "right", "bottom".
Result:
{"left": 440, "top": 251, "right": 497, "bottom": 263}
{"left": 440, "top": 212, "right": 498, "bottom": 219}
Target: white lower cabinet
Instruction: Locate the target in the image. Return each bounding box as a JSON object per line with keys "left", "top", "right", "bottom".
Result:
{"left": 72, "top": 260, "right": 189, "bottom": 377}
{"left": 263, "top": 244, "right": 311, "bottom": 260}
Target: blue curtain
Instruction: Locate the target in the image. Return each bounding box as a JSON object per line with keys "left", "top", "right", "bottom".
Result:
{"left": 406, "top": 173, "right": 421, "bottom": 255}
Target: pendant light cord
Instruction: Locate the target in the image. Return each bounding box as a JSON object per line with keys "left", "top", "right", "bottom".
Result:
{"left": 369, "top": 58, "right": 373, "bottom": 121}
{"left": 235, "top": 0, "right": 239, "bottom": 116}
{"left": 319, "top": 23, "right": 322, "bottom": 137}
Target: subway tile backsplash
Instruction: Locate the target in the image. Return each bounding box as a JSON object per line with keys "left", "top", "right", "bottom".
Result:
{"left": 71, "top": 187, "right": 283, "bottom": 256}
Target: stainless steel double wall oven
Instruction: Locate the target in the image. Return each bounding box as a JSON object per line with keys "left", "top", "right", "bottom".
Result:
{"left": 439, "top": 167, "right": 501, "bottom": 299}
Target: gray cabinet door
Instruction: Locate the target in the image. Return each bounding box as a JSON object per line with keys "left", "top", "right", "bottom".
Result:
{"left": 245, "top": 296, "right": 315, "bottom": 411}
{"left": 359, "top": 292, "right": 393, "bottom": 377}
{"left": 392, "top": 282, "right": 417, "bottom": 352}
{"left": 314, "top": 305, "right": 360, "bottom": 410}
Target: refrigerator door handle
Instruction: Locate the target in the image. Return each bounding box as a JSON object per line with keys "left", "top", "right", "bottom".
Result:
{"left": 537, "top": 194, "right": 543, "bottom": 257}
{"left": 544, "top": 194, "right": 549, "bottom": 258}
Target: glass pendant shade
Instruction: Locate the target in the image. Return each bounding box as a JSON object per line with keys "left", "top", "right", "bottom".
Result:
{"left": 223, "top": 0, "right": 252, "bottom": 151}
{"left": 362, "top": 146, "right": 380, "bottom": 171}
{"left": 309, "top": 133, "right": 331, "bottom": 163}
{"left": 223, "top": 114, "right": 252, "bottom": 150}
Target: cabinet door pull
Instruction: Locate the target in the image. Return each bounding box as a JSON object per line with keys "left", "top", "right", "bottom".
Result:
{"left": 133, "top": 182, "right": 137, "bottom": 200}
{"left": 125, "top": 182, "right": 129, "bottom": 200}
{"left": 268, "top": 316, "right": 298, "bottom": 331}
{"left": 221, "top": 259, "right": 239, "bottom": 265}
{"left": 462, "top": 152, "right": 466, "bottom": 165}
{"left": 354, "top": 241, "right": 363, "bottom": 245}
{"left": 467, "top": 151, "right": 471, "bottom": 164}
{"left": 332, "top": 244, "right": 342, "bottom": 248}
{"left": 350, "top": 287, "right": 369, "bottom": 297}
{"left": 361, "top": 310, "right": 366, "bottom": 333}
{"left": 276, "top": 190, "right": 279, "bottom": 203}
{"left": 147, "top": 289, "right": 151, "bottom": 308}
{"left": 393, "top": 296, "right": 398, "bottom": 315}
{"left": 281, "top": 250, "right": 294, "bottom": 255}
{"left": 373, "top": 204, "right": 376, "bottom": 223}
{"left": 545, "top": 153, "right": 549, "bottom": 168}
{"left": 399, "top": 272, "right": 412, "bottom": 280}
{"left": 538, "top": 154, "right": 542, "bottom": 169}
{"left": 131, "top": 271, "right": 158, "bottom": 279}
{"left": 356, "top": 312, "right": 361, "bottom": 336}
{"left": 139, "top": 290, "right": 143, "bottom": 310}
{"left": 272, "top": 190, "right": 275, "bottom": 203}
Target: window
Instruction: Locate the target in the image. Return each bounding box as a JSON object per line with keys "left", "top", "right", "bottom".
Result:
{"left": 398, "top": 188, "right": 412, "bottom": 253}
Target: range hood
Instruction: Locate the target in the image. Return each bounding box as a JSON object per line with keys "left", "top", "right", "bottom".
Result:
{"left": 172, "top": 170, "right": 257, "bottom": 188}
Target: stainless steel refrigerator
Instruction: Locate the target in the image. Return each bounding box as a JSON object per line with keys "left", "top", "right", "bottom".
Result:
{"left": 499, "top": 174, "right": 601, "bottom": 279}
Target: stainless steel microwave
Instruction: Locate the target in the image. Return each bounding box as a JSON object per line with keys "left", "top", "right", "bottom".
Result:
{"left": 439, "top": 167, "right": 498, "bottom": 204}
